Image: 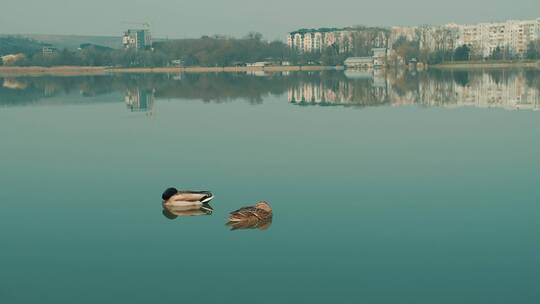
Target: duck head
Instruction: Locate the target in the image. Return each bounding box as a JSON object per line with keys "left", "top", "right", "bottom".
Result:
{"left": 255, "top": 201, "right": 272, "bottom": 213}
{"left": 162, "top": 187, "right": 178, "bottom": 201}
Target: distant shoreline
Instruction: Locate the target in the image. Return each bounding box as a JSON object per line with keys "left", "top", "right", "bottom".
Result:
{"left": 0, "top": 66, "right": 108, "bottom": 76}
{"left": 0, "top": 65, "right": 344, "bottom": 76}
{"left": 431, "top": 60, "right": 540, "bottom": 69}
{"left": 2, "top": 61, "right": 539, "bottom": 76}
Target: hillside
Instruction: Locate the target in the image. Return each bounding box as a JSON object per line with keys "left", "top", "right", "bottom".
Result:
{"left": 0, "top": 34, "right": 122, "bottom": 50}
{"left": 0, "top": 36, "right": 43, "bottom": 56}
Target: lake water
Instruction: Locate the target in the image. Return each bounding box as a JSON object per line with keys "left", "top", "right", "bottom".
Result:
{"left": 1, "top": 69, "right": 539, "bottom": 303}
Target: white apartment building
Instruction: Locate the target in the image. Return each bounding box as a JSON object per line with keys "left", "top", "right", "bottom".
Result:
{"left": 459, "top": 18, "right": 540, "bottom": 57}
{"left": 303, "top": 32, "right": 314, "bottom": 52}
{"left": 289, "top": 18, "right": 539, "bottom": 58}
{"left": 287, "top": 29, "right": 353, "bottom": 53}
{"left": 391, "top": 18, "right": 540, "bottom": 58}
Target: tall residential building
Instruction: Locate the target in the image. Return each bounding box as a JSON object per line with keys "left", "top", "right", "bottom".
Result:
{"left": 287, "top": 28, "right": 353, "bottom": 53}
{"left": 457, "top": 18, "right": 540, "bottom": 57}
{"left": 290, "top": 17, "right": 540, "bottom": 58}
{"left": 390, "top": 18, "right": 540, "bottom": 58}
{"left": 122, "top": 29, "right": 152, "bottom": 50}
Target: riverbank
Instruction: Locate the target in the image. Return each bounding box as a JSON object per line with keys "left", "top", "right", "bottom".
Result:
{"left": 0, "top": 66, "right": 109, "bottom": 76}
{"left": 0, "top": 65, "right": 344, "bottom": 76}
{"left": 431, "top": 60, "right": 540, "bottom": 69}
{"left": 2, "top": 61, "right": 538, "bottom": 76}
{"left": 110, "top": 65, "right": 343, "bottom": 73}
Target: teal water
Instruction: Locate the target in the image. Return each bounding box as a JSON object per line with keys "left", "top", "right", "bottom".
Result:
{"left": 0, "top": 70, "right": 539, "bottom": 303}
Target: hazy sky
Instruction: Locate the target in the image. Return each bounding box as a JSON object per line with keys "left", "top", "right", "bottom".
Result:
{"left": 1, "top": 0, "right": 539, "bottom": 40}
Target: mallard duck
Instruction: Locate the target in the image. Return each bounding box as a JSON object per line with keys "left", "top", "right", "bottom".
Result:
{"left": 162, "top": 187, "right": 214, "bottom": 209}
{"left": 227, "top": 201, "right": 273, "bottom": 230}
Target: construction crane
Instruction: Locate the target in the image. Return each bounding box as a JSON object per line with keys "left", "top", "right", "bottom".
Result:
{"left": 122, "top": 22, "right": 151, "bottom": 30}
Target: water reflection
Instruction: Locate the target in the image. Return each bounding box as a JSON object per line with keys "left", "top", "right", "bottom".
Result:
{"left": 289, "top": 70, "right": 540, "bottom": 111}
{"left": 162, "top": 203, "right": 213, "bottom": 220}
{"left": 125, "top": 88, "right": 155, "bottom": 112}
{"left": 227, "top": 217, "right": 273, "bottom": 231}
{"left": 1, "top": 69, "right": 539, "bottom": 111}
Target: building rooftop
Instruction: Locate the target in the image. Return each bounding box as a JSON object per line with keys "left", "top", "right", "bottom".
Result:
{"left": 289, "top": 27, "right": 353, "bottom": 35}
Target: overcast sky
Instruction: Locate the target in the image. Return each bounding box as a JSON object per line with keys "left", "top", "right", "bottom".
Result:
{"left": 1, "top": 0, "right": 539, "bottom": 40}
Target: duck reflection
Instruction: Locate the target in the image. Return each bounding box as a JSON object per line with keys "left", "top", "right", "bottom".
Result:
{"left": 162, "top": 203, "right": 213, "bottom": 220}
{"left": 226, "top": 201, "right": 273, "bottom": 231}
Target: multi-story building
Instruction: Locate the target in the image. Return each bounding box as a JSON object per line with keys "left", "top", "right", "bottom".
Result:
{"left": 391, "top": 18, "right": 540, "bottom": 58}
{"left": 290, "top": 17, "right": 539, "bottom": 58}
{"left": 372, "top": 48, "right": 388, "bottom": 66}
{"left": 287, "top": 28, "right": 353, "bottom": 53}
{"left": 313, "top": 32, "right": 324, "bottom": 51}
{"left": 122, "top": 29, "right": 152, "bottom": 50}
{"left": 42, "top": 47, "right": 58, "bottom": 56}
{"left": 303, "top": 32, "right": 314, "bottom": 53}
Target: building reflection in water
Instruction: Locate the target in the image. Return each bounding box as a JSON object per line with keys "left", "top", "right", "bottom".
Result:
{"left": 288, "top": 70, "right": 389, "bottom": 108}
{"left": 1, "top": 70, "right": 539, "bottom": 112}
{"left": 2, "top": 78, "right": 28, "bottom": 90}
{"left": 288, "top": 70, "right": 540, "bottom": 111}
{"left": 124, "top": 88, "right": 155, "bottom": 112}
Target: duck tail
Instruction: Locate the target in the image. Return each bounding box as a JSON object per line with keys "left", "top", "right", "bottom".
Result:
{"left": 227, "top": 217, "right": 243, "bottom": 223}
{"left": 201, "top": 193, "right": 214, "bottom": 203}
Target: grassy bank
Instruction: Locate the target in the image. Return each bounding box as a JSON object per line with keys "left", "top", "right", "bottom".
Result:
{"left": 0, "top": 66, "right": 108, "bottom": 76}
{"left": 0, "top": 65, "right": 344, "bottom": 76}
{"left": 108, "top": 65, "right": 343, "bottom": 73}
{"left": 431, "top": 60, "right": 540, "bottom": 69}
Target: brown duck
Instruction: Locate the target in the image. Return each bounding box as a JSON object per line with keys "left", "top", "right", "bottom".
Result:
{"left": 227, "top": 201, "right": 273, "bottom": 230}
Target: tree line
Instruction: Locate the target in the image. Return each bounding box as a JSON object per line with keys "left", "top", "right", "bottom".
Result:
{"left": 1, "top": 33, "right": 353, "bottom": 67}
{"left": 2, "top": 33, "right": 540, "bottom": 68}
{"left": 1, "top": 34, "right": 298, "bottom": 67}
{"left": 391, "top": 36, "right": 540, "bottom": 64}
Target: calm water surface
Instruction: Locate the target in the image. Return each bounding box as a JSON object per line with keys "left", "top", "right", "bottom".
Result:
{"left": 1, "top": 70, "right": 539, "bottom": 303}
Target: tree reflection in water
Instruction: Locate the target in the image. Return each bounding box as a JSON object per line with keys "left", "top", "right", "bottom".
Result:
{"left": 1, "top": 69, "right": 539, "bottom": 111}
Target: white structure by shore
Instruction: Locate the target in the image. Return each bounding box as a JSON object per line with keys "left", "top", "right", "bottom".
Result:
{"left": 344, "top": 48, "right": 388, "bottom": 69}
{"left": 287, "top": 29, "right": 354, "bottom": 53}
